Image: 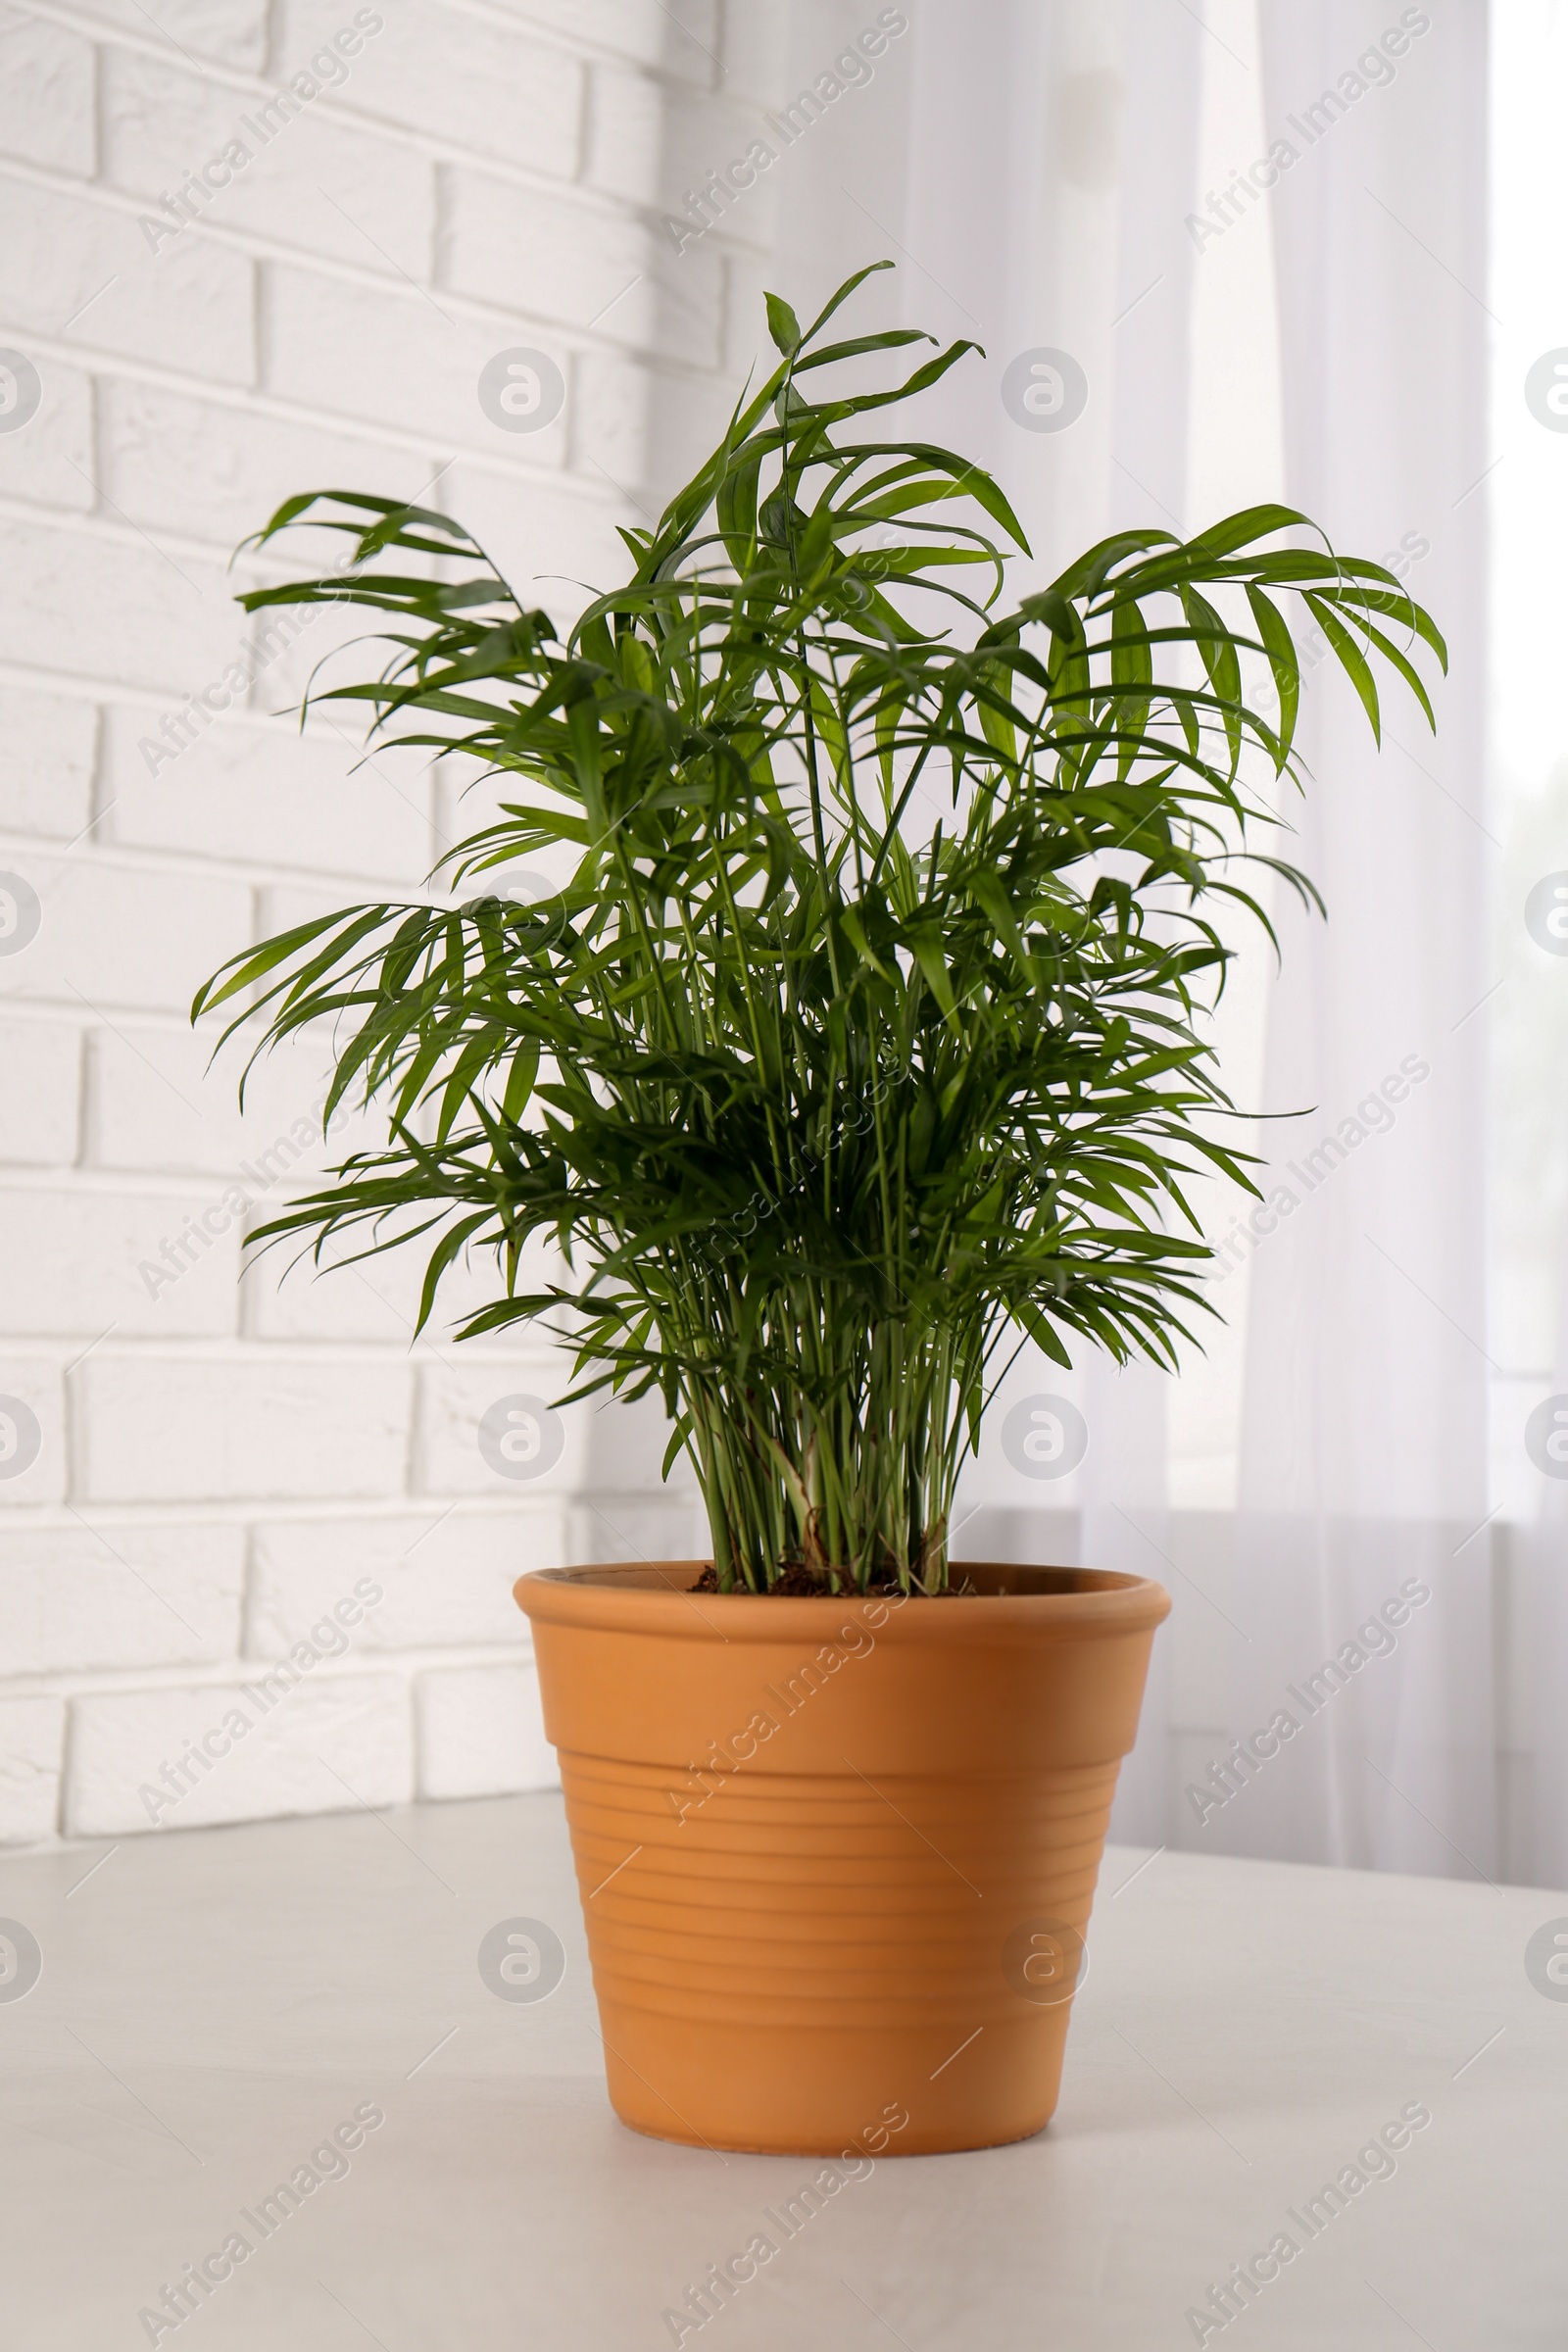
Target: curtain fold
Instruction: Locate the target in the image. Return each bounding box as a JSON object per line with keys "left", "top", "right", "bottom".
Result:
{"left": 768, "top": 0, "right": 1504, "bottom": 1880}
{"left": 1207, "top": 0, "right": 1496, "bottom": 1877}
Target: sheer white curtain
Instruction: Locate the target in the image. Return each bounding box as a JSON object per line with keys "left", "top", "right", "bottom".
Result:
{"left": 1207, "top": 0, "right": 1495, "bottom": 1878}
{"left": 763, "top": 0, "right": 1500, "bottom": 1874}
{"left": 1489, "top": 0, "right": 1568, "bottom": 1890}
{"left": 1526, "top": 1309, "right": 1568, "bottom": 1888}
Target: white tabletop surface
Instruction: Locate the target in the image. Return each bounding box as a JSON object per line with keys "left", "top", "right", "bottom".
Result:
{"left": 2, "top": 1791, "right": 1564, "bottom": 2349}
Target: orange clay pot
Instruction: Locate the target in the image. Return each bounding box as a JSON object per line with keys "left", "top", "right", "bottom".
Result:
{"left": 514, "top": 1560, "right": 1169, "bottom": 2156}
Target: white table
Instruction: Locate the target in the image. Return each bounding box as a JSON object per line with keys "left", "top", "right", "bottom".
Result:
{"left": 2, "top": 1793, "right": 1564, "bottom": 2348}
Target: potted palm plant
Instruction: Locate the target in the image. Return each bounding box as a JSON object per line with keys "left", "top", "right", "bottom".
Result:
{"left": 198, "top": 265, "right": 1444, "bottom": 2155}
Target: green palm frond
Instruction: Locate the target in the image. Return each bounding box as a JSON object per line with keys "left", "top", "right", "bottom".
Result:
{"left": 196, "top": 263, "right": 1446, "bottom": 1592}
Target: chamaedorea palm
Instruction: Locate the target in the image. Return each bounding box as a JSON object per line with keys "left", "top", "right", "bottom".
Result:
{"left": 195, "top": 263, "right": 1445, "bottom": 1592}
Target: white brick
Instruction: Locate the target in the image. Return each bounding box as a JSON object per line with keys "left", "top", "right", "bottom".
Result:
{"left": 566, "top": 1490, "right": 705, "bottom": 1567}
{"left": 263, "top": 261, "right": 568, "bottom": 461}
{"left": 645, "top": 361, "right": 739, "bottom": 499}
{"left": 0, "top": 1020, "right": 80, "bottom": 1164}
{"left": 441, "top": 167, "right": 723, "bottom": 367}
{"left": 239, "top": 576, "right": 442, "bottom": 724}
{"left": 415, "top": 1357, "right": 582, "bottom": 1496}
{"left": 0, "top": 1360, "right": 66, "bottom": 1510}
{"left": 86, "top": 0, "right": 270, "bottom": 70}
{"left": 0, "top": 7, "right": 95, "bottom": 173}
{"left": 721, "top": 244, "right": 772, "bottom": 375}
{"left": 506, "top": 0, "right": 718, "bottom": 85}
{"left": 104, "top": 378, "right": 437, "bottom": 554}
{"left": 102, "top": 50, "right": 435, "bottom": 279}
{"left": 416, "top": 1661, "right": 556, "bottom": 1798}
{"left": 649, "top": 0, "right": 721, "bottom": 82}
{"left": 585, "top": 66, "right": 662, "bottom": 205}
{"left": 0, "top": 1697, "right": 65, "bottom": 1844}
{"left": 655, "top": 87, "right": 783, "bottom": 249}
{"left": 0, "top": 1523, "right": 243, "bottom": 1674}
{"left": 245, "top": 1197, "right": 560, "bottom": 1345}
{"left": 0, "top": 181, "right": 255, "bottom": 383}
{"left": 719, "top": 0, "right": 790, "bottom": 105}
{"left": 280, "top": 0, "right": 581, "bottom": 174}
{"left": 0, "top": 1188, "right": 241, "bottom": 1337}
{"left": 242, "top": 1244, "right": 426, "bottom": 1345}
{"left": 0, "top": 855, "right": 251, "bottom": 1015}
{"left": 429, "top": 760, "right": 494, "bottom": 861}
{"left": 581, "top": 1383, "right": 696, "bottom": 1491}
{"left": 242, "top": 1227, "right": 538, "bottom": 1348}
{"left": 257, "top": 879, "right": 376, "bottom": 940}
{"left": 0, "top": 355, "right": 94, "bottom": 512}
{"left": 439, "top": 463, "right": 638, "bottom": 633}
{"left": 0, "top": 687, "right": 96, "bottom": 842}
{"left": 0, "top": 517, "right": 242, "bottom": 698}
{"left": 0, "top": 0, "right": 739, "bottom": 1844}
{"left": 65, "top": 1670, "right": 412, "bottom": 1836}
{"left": 102, "top": 707, "right": 433, "bottom": 878}
{"left": 431, "top": 1231, "right": 564, "bottom": 1343}
{"left": 74, "top": 1356, "right": 411, "bottom": 1500}
{"left": 249, "top": 1509, "right": 554, "bottom": 1650}
{"left": 85, "top": 1018, "right": 339, "bottom": 1177}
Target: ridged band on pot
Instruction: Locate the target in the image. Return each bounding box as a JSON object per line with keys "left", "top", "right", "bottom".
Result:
{"left": 514, "top": 1560, "right": 1170, "bottom": 2156}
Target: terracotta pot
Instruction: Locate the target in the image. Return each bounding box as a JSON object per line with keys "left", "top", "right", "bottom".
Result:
{"left": 514, "top": 1559, "right": 1169, "bottom": 2156}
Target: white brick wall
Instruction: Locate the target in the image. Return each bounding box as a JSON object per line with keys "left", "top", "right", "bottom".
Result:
{"left": 0, "top": 0, "right": 783, "bottom": 1846}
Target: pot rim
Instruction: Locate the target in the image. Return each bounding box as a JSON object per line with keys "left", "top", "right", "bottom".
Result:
{"left": 514, "top": 1559, "right": 1171, "bottom": 1643}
